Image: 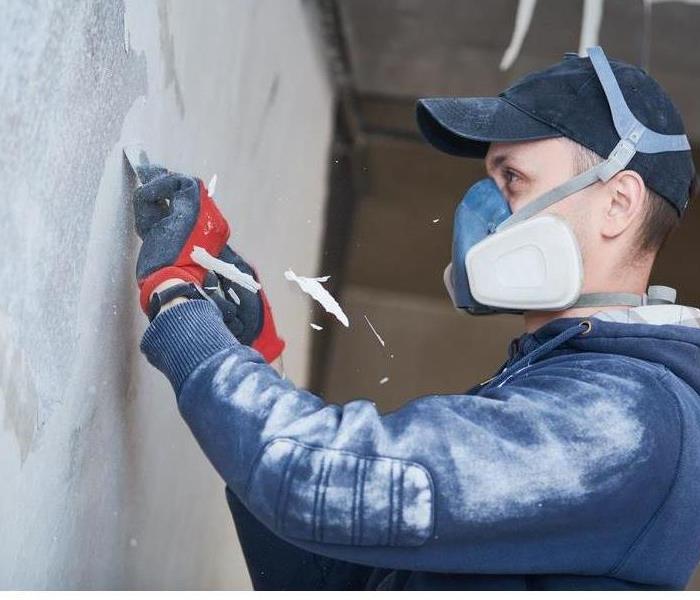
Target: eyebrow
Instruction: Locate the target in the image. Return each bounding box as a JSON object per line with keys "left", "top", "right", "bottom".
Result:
{"left": 486, "top": 151, "right": 530, "bottom": 177}
{"left": 485, "top": 151, "right": 510, "bottom": 174}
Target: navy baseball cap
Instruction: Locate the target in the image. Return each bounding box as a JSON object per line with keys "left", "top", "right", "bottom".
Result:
{"left": 417, "top": 49, "right": 696, "bottom": 214}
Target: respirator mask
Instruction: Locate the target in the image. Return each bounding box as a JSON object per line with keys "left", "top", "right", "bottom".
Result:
{"left": 444, "top": 47, "right": 688, "bottom": 315}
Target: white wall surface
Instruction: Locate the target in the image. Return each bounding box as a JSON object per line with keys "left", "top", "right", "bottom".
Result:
{"left": 0, "top": 0, "right": 334, "bottom": 589}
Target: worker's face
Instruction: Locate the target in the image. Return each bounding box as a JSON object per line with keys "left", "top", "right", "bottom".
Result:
{"left": 485, "top": 137, "right": 598, "bottom": 258}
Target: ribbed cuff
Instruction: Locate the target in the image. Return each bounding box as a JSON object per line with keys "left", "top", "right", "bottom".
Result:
{"left": 140, "top": 299, "right": 239, "bottom": 393}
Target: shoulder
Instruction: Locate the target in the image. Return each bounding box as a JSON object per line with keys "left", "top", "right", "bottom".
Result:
{"left": 531, "top": 351, "right": 667, "bottom": 380}
{"left": 506, "top": 352, "right": 674, "bottom": 405}
{"left": 497, "top": 353, "right": 683, "bottom": 471}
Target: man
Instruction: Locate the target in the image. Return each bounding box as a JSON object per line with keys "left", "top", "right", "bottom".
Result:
{"left": 134, "top": 47, "right": 700, "bottom": 590}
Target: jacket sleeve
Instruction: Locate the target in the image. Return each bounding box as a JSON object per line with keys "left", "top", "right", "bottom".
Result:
{"left": 140, "top": 300, "right": 681, "bottom": 576}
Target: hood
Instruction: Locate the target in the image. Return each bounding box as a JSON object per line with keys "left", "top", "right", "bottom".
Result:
{"left": 515, "top": 304, "right": 700, "bottom": 396}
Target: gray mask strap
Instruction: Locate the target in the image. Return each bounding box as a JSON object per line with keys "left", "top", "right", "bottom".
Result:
{"left": 496, "top": 156, "right": 620, "bottom": 230}
{"left": 497, "top": 47, "right": 691, "bottom": 232}
{"left": 572, "top": 285, "right": 677, "bottom": 308}
{"left": 587, "top": 46, "right": 690, "bottom": 154}
{"left": 572, "top": 292, "right": 644, "bottom": 308}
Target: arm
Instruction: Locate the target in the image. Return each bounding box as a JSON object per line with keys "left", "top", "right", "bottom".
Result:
{"left": 141, "top": 299, "right": 679, "bottom": 576}
{"left": 154, "top": 285, "right": 373, "bottom": 590}
{"left": 133, "top": 170, "right": 339, "bottom": 588}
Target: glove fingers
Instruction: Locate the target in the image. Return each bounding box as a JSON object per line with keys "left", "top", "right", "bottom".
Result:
{"left": 218, "top": 244, "right": 236, "bottom": 262}
{"left": 136, "top": 164, "right": 169, "bottom": 185}
{"left": 208, "top": 292, "right": 245, "bottom": 338}
{"left": 134, "top": 173, "right": 192, "bottom": 208}
{"left": 218, "top": 244, "right": 257, "bottom": 278}
{"left": 213, "top": 246, "right": 263, "bottom": 344}
{"left": 133, "top": 174, "right": 198, "bottom": 238}
{"left": 201, "top": 272, "right": 246, "bottom": 338}
{"left": 202, "top": 271, "right": 220, "bottom": 293}
{"left": 215, "top": 273, "right": 263, "bottom": 344}
{"left": 168, "top": 177, "right": 201, "bottom": 217}
{"left": 134, "top": 199, "right": 169, "bottom": 239}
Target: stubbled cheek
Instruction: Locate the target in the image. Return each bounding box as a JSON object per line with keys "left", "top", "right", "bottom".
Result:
{"left": 509, "top": 195, "right": 531, "bottom": 213}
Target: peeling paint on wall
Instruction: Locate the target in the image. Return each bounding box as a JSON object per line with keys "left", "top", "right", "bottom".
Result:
{"left": 1, "top": 0, "right": 334, "bottom": 589}
{"left": 0, "top": 312, "right": 39, "bottom": 465}
{"left": 157, "top": 0, "right": 185, "bottom": 118}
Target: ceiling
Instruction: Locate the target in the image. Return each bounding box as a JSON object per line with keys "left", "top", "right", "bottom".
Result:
{"left": 337, "top": 0, "right": 700, "bottom": 140}
{"left": 319, "top": 0, "right": 700, "bottom": 302}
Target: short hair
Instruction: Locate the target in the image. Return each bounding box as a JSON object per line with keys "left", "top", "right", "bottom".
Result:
{"left": 568, "top": 140, "right": 681, "bottom": 257}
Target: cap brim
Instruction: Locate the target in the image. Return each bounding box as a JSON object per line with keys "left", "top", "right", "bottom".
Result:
{"left": 416, "top": 97, "right": 561, "bottom": 157}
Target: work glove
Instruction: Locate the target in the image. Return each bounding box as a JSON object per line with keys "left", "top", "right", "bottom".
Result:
{"left": 132, "top": 165, "right": 230, "bottom": 312}
{"left": 203, "top": 245, "right": 286, "bottom": 363}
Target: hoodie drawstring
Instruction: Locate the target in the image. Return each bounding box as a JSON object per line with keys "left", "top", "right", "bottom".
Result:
{"left": 479, "top": 320, "right": 592, "bottom": 392}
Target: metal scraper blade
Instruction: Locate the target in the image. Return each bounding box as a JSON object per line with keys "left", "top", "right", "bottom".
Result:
{"left": 123, "top": 143, "right": 150, "bottom": 185}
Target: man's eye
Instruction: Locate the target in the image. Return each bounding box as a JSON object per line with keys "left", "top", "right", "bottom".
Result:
{"left": 503, "top": 168, "right": 519, "bottom": 185}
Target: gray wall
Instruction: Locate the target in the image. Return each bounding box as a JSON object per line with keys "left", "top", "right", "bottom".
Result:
{"left": 0, "top": 0, "right": 334, "bottom": 589}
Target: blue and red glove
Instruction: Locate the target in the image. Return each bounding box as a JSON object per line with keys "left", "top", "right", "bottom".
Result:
{"left": 133, "top": 165, "right": 285, "bottom": 363}
{"left": 203, "top": 245, "right": 286, "bottom": 363}
{"left": 133, "top": 165, "right": 230, "bottom": 312}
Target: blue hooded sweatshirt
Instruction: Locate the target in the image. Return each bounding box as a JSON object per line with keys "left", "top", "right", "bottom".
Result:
{"left": 140, "top": 299, "right": 700, "bottom": 590}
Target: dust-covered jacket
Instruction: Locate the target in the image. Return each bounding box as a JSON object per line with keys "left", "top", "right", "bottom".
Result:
{"left": 140, "top": 300, "right": 700, "bottom": 590}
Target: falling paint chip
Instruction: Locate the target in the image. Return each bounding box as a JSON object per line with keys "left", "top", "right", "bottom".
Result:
{"left": 363, "top": 314, "right": 386, "bottom": 347}
{"left": 432, "top": 218, "right": 440, "bottom": 223}
{"left": 500, "top": 0, "right": 537, "bottom": 70}
{"left": 310, "top": 323, "right": 323, "bottom": 331}
{"left": 285, "top": 269, "right": 349, "bottom": 327}
{"left": 227, "top": 287, "right": 241, "bottom": 305}
{"left": 208, "top": 174, "right": 218, "bottom": 196}
{"left": 379, "top": 377, "right": 389, "bottom": 385}
{"left": 191, "top": 246, "right": 261, "bottom": 293}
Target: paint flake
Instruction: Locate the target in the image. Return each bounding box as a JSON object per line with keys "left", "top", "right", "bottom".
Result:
{"left": 285, "top": 269, "right": 349, "bottom": 327}
{"left": 432, "top": 218, "right": 440, "bottom": 223}
{"left": 379, "top": 376, "right": 389, "bottom": 385}
{"left": 500, "top": 0, "right": 538, "bottom": 70}
{"left": 191, "top": 246, "right": 261, "bottom": 293}
{"left": 123, "top": 9, "right": 130, "bottom": 53}
{"left": 363, "top": 314, "right": 386, "bottom": 347}
{"left": 310, "top": 323, "right": 323, "bottom": 330}
{"left": 208, "top": 174, "right": 218, "bottom": 196}
{"left": 227, "top": 287, "right": 241, "bottom": 305}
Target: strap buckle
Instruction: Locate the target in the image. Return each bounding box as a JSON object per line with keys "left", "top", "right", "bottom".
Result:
{"left": 598, "top": 139, "right": 636, "bottom": 181}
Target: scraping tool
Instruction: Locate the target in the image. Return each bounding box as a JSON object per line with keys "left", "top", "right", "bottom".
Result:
{"left": 123, "top": 143, "right": 150, "bottom": 185}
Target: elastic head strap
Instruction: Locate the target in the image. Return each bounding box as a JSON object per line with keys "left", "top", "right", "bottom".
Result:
{"left": 496, "top": 46, "right": 690, "bottom": 232}
{"left": 496, "top": 164, "right": 603, "bottom": 230}
{"left": 571, "top": 292, "right": 644, "bottom": 308}
{"left": 587, "top": 46, "right": 690, "bottom": 154}
{"left": 496, "top": 143, "right": 637, "bottom": 231}
{"left": 571, "top": 285, "right": 677, "bottom": 308}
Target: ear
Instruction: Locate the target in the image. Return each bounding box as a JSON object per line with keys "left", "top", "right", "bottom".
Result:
{"left": 600, "top": 169, "right": 646, "bottom": 240}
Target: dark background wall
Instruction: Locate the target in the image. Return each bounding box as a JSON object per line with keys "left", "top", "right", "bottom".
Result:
{"left": 311, "top": 0, "right": 700, "bottom": 588}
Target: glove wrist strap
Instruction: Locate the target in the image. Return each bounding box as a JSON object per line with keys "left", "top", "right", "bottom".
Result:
{"left": 148, "top": 282, "right": 210, "bottom": 322}
{"left": 138, "top": 266, "right": 202, "bottom": 313}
